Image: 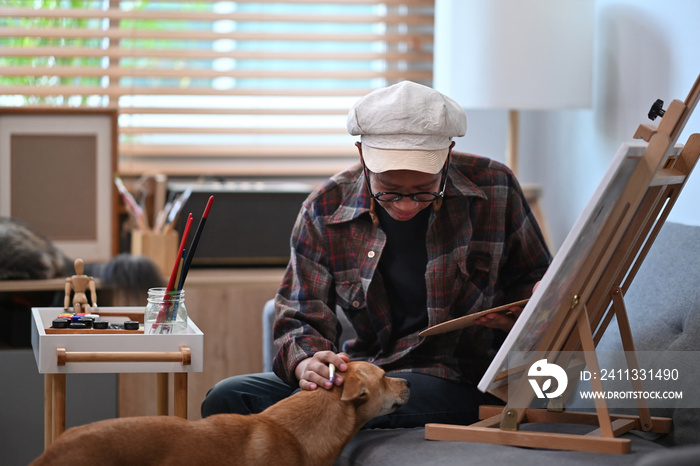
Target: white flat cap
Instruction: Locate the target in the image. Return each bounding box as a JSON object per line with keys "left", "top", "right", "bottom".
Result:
{"left": 347, "top": 81, "right": 466, "bottom": 174}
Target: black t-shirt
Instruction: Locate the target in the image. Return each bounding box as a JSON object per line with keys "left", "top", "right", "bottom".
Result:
{"left": 375, "top": 203, "right": 431, "bottom": 340}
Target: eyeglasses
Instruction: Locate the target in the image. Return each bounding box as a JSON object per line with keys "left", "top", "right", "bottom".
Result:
{"left": 362, "top": 159, "right": 449, "bottom": 203}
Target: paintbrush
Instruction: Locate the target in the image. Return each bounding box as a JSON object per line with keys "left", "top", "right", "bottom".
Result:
{"left": 329, "top": 363, "right": 336, "bottom": 384}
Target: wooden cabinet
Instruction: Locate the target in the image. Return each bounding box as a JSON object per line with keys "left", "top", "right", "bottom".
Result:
{"left": 118, "top": 268, "right": 285, "bottom": 420}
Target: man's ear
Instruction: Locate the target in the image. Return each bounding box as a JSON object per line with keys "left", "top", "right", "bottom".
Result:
{"left": 340, "top": 374, "right": 367, "bottom": 403}
{"left": 447, "top": 141, "right": 455, "bottom": 163}
{"left": 355, "top": 141, "right": 363, "bottom": 160}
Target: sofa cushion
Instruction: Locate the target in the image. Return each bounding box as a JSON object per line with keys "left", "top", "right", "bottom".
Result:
{"left": 596, "top": 222, "right": 700, "bottom": 446}
{"left": 613, "top": 222, "right": 700, "bottom": 352}
{"left": 636, "top": 443, "right": 700, "bottom": 466}
{"left": 336, "top": 426, "right": 667, "bottom": 466}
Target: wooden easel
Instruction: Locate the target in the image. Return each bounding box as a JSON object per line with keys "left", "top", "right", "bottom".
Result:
{"left": 424, "top": 73, "right": 700, "bottom": 454}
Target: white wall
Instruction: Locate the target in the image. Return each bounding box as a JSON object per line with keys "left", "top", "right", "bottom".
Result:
{"left": 452, "top": 0, "right": 700, "bottom": 248}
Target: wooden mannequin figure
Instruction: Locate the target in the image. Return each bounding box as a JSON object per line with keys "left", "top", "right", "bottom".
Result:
{"left": 64, "top": 258, "right": 97, "bottom": 313}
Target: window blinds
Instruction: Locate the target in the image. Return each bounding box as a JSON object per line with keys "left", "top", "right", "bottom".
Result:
{"left": 0, "top": 1, "right": 435, "bottom": 177}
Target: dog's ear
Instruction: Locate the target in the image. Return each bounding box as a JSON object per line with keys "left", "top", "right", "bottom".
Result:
{"left": 340, "top": 374, "right": 368, "bottom": 403}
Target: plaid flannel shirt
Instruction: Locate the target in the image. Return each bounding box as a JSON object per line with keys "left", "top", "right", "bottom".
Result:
{"left": 273, "top": 152, "right": 551, "bottom": 387}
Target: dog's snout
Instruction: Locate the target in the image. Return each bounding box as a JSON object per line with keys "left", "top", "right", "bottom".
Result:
{"left": 403, "top": 379, "right": 411, "bottom": 388}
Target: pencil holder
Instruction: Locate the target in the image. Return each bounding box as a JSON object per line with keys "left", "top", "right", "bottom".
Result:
{"left": 145, "top": 287, "right": 188, "bottom": 334}
{"left": 131, "top": 230, "right": 178, "bottom": 278}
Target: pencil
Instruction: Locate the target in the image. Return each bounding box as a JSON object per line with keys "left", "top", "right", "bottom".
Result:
{"left": 177, "top": 195, "right": 214, "bottom": 291}
{"left": 166, "top": 247, "right": 187, "bottom": 322}
{"left": 166, "top": 212, "right": 193, "bottom": 293}
{"left": 153, "top": 213, "right": 193, "bottom": 328}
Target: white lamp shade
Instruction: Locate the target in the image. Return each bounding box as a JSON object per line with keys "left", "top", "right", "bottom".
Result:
{"left": 434, "top": 0, "right": 594, "bottom": 110}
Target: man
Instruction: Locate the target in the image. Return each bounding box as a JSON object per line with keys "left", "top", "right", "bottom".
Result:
{"left": 201, "top": 81, "right": 551, "bottom": 428}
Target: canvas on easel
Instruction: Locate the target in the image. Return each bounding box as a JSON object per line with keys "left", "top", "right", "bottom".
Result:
{"left": 420, "top": 73, "right": 700, "bottom": 454}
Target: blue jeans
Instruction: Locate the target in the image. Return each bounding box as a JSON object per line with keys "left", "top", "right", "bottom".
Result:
{"left": 200, "top": 371, "right": 503, "bottom": 429}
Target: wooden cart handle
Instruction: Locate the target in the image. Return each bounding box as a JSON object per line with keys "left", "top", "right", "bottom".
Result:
{"left": 56, "top": 345, "right": 191, "bottom": 366}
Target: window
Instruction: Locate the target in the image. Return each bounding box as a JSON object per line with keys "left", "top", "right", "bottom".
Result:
{"left": 0, "top": 1, "right": 434, "bottom": 177}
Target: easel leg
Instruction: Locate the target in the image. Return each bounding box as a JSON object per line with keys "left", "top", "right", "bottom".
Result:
{"left": 498, "top": 375, "right": 537, "bottom": 430}
{"left": 610, "top": 288, "right": 653, "bottom": 431}
{"left": 576, "top": 306, "right": 614, "bottom": 438}
{"left": 157, "top": 373, "right": 169, "bottom": 416}
{"left": 174, "top": 373, "right": 188, "bottom": 419}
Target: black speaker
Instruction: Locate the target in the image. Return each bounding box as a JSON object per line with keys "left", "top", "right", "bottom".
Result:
{"left": 169, "top": 182, "right": 314, "bottom": 266}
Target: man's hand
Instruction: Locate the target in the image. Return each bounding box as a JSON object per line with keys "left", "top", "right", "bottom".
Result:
{"left": 472, "top": 305, "right": 523, "bottom": 332}
{"left": 473, "top": 281, "right": 541, "bottom": 332}
{"left": 294, "top": 351, "right": 349, "bottom": 391}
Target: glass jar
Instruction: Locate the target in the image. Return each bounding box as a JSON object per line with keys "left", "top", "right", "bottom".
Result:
{"left": 145, "top": 287, "right": 188, "bottom": 334}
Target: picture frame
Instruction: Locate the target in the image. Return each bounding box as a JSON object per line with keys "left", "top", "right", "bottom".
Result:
{"left": 0, "top": 108, "right": 118, "bottom": 262}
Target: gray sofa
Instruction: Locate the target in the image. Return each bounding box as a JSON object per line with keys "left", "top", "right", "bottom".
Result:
{"left": 263, "top": 221, "right": 700, "bottom": 465}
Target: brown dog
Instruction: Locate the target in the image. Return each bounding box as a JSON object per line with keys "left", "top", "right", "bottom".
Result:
{"left": 31, "top": 361, "right": 410, "bottom": 466}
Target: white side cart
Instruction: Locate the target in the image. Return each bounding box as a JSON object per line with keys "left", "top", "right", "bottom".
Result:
{"left": 31, "top": 307, "right": 204, "bottom": 448}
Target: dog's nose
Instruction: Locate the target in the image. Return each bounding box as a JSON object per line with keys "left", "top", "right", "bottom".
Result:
{"left": 403, "top": 379, "right": 411, "bottom": 388}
